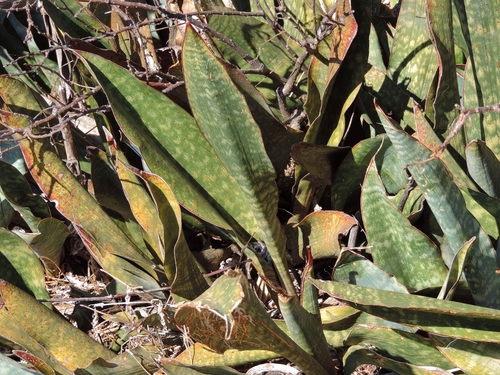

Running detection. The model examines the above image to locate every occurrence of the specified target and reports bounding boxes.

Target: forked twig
[435,103,500,156]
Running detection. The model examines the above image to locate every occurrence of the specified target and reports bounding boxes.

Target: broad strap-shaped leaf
[174,342,278,367]
[425,0,460,131]
[0,308,72,375]
[362,158,447,290]
[174,271,329,375]
[0,228,49,303]
[410,103,474,189]
[161,359,243,375]
[207,14,298,102]
[343,345,450,375]
[139,170,208,301]
[17,136,162,291]
[434,338,500,375]
[331,135,385,210]
[80,51,247,233]
[465,140,500,198]
[333,250,409,293]
[0,76,161,292]
[345,326,455,370]
[182,24,292,293]
[459,187,500,240]
[43,0,114,50]
[311,279,500,343]
[460,1,500,158]
[0,279,114,371]
[362,66,416,130]
[304,7,357,131]
[388,0,438,102]
[322,307,415,348]
[385,125,500,308]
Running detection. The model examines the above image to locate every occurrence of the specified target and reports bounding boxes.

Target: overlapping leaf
[385,124,500,308]
[362,158,447,290]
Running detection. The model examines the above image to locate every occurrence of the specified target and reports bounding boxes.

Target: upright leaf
[460,1,500,157]
[182,24,292,292]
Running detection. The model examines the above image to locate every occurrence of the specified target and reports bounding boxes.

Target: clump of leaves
[1,0,500,374]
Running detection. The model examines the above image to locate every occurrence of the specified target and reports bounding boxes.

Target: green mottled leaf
[331,135,384,210]
[385,124,500,308]
[183,24,292,292]
[345,326,454,369]
[437,238,473,300]
[322,307,415,348]
[161,359,243,375]
[343,345,449,375]
[174,343,278,367]
[410,103,473,189]
[388,0,437,102]
[461,1,500,157]
[459,187,500,240]
[0,228,49,303]
[333,250,409,293]
[43,0,114,50]
[80,51,239,232]
[0,193,14,228]
[207,14,297,102]
[426,0,460,131]
[14,218,70,275]
[311,279,500,343]
[465,140,500,198]
[362,67,415,130]
[435,339,500,375]
[0,160,51,232]
[361,158,447,290]
[75,348,158,374]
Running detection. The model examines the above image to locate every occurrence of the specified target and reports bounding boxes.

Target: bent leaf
[175,270,329,375]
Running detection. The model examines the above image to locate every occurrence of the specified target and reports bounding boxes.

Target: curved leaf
[0,228,49,302]
[385,124,500,308]
[295,211,357,259]
[435,339,500,375]
[79,51,236,232]
[465,140,500,198]
[362,158,447,290]
[333,250,409,293]
[174,271,329,375]
[343,345,450,375]
[311,279,500,343]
